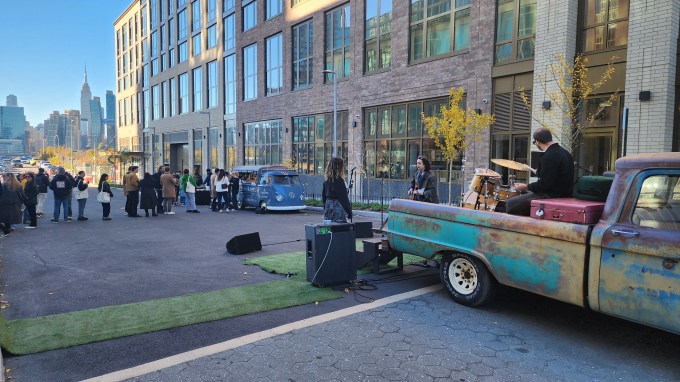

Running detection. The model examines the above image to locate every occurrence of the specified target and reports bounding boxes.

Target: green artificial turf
[0,256,341,355]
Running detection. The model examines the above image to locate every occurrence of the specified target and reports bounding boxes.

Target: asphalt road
[0,189,678,381]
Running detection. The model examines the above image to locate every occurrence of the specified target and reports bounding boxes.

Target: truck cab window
[631,175,680,231]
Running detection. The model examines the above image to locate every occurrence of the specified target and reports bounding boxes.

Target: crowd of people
[0,164,245,237]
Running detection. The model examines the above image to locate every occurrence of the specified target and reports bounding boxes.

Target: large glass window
[293,113,349,175]
[325,5,351,80]
[209,127,219,168]
[224,14,235,51]
[495,0,536,65]
[244,120,283,165]
[178,9,187,39]
[409,0,471,62]
[582,0,629,52]
[193,66,203,111]
[152,85,160,120]
[266,33,283,96]
[193,33,202,55]
[364,99,450,180]
[192,0,201,31]
[293,20,313,89]
[224,54,237,114]
[244,43,258,100]
[243,1,257,31]
[366,0,392,73]
[179,41,188,62]
[223,0,235,12]
[169,77,177,116]
[207,60,218,108]
[151,31,159,57]
[266,0,282,20]
[179,72,189,114]
[207,24,217,49]
[162,80,169,118]
[207,0,216,22]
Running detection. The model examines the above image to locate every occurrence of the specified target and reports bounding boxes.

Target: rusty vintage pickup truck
[386,153,680,334]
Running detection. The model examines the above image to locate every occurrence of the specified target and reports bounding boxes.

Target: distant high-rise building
[44,111,65,147]
[80,66,92,133]
[64,110,81,151]
[0,94,27,141]
[90,97,103,147]
[6,94,18,107]
[105,90,116,149]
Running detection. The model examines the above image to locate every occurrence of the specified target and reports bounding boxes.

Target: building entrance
[170,143,190,172]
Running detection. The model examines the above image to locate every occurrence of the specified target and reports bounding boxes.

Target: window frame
[365,0,393,73]
[324,4,352,81]
[409,0,472,63]
[292,19,313,90]
[266,33,283,96]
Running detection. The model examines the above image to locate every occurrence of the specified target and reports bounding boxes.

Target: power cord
[310,231,332,286]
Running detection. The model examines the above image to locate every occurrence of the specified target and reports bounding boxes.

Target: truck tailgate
[387,199,592,307]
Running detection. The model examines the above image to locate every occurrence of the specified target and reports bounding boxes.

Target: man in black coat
[152,165,165,213]
[49,167,73,223]
[34,168,49,217]
[506,127,574,216]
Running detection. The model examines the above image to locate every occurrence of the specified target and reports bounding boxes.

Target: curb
[304,206,385,220]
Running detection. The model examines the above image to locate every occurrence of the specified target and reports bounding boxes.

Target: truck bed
[387,199,593,307]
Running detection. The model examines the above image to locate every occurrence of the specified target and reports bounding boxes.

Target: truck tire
[440,252,497,307]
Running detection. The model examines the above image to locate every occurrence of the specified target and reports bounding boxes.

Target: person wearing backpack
[49,166,73,223]
[74,171,89,221]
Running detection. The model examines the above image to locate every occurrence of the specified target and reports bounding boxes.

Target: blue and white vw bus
[234,165,306,213]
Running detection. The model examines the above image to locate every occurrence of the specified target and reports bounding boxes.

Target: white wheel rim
[448,258,477,295]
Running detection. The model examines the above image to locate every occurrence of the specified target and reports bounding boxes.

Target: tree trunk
[448,159,453,205]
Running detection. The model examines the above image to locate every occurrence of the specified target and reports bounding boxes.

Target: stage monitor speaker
[226,232,262,255]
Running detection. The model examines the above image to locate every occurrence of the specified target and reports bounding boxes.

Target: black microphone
[350,166,356,172]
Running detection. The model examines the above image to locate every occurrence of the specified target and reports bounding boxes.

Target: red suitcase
[530,198,605,224]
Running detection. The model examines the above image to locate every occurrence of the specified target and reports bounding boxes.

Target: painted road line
[82,284,443,382]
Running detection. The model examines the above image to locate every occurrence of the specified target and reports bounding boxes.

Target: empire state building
[80,66,92,147]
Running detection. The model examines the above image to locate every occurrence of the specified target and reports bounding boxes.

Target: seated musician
[506,128,574,215]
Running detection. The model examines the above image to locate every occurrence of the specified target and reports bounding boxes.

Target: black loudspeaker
[305,223,356,287]
[354,221,373,238]
[226,232,262,255]
[639,91,651,101]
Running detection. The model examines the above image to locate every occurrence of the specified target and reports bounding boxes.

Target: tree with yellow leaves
[520,53,618,153]
[422,87,495,205]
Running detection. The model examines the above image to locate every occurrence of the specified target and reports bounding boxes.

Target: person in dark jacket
[229,171,240,211]
[408,155,439,204]
[35,168,49,217]
[49,167,73,223]
[0,173,26,234]
[139,172,158,217]
[322,157,352,223]
[23,173,39,228]
[507,127,575,216]
[152,165,165,213]
[65,171,76,220]
[98,174,114,220]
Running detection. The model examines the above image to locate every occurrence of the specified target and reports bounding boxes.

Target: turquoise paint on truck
[386,153,680,335]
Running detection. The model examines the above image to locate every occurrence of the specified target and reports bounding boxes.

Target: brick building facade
[115,0,680,202]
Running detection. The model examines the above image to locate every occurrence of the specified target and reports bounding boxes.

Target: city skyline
[0,1,130,127]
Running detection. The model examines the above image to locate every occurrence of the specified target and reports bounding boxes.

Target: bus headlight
[275,194,284,202]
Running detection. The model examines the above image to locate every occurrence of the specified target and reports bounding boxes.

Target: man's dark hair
[38,168,45,173]
[533,128,553,144]
[183,169,190,174]
[419,156,431,172]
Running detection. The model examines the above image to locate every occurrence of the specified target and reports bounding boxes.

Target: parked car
[233,165,306,213]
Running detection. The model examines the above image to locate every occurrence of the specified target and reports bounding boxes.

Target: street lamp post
[322,69,337,157]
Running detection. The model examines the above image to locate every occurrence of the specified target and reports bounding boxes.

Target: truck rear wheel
[440,253,497,307]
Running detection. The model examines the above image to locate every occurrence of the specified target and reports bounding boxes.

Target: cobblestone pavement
[129,289,680,382]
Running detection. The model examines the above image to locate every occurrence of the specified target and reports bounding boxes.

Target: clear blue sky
[0,1,131,127]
